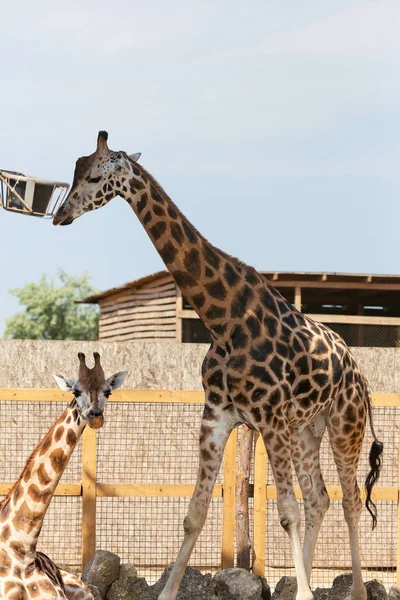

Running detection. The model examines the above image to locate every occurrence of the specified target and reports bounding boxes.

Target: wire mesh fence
[327,323,400,348]
[0,389,398,591]
[96,496,223,582]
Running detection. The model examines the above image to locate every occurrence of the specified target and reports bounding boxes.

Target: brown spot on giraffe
[36,465,51,487]
[49,449,68,474]
[54,427,64,442]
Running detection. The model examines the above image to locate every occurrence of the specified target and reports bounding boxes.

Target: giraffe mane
[125,154,262,277]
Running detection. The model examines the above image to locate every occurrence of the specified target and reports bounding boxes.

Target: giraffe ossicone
[54,132,383,600]
[0,352,128,599]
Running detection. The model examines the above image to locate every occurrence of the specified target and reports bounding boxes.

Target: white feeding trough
[0,170,70,218]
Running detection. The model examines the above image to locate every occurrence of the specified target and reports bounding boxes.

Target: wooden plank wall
[98,275,177,341]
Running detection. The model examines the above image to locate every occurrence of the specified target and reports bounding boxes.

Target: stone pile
[78,550,396,600]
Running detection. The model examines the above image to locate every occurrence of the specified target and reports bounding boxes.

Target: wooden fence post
[252,432,267,577]
[236,426,254,570]
[82,426,97,569]
[221,428,238,569]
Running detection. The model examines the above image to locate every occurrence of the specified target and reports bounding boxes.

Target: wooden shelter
[81,271,400,347]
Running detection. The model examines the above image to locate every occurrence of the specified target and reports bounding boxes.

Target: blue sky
[0,0,399,335]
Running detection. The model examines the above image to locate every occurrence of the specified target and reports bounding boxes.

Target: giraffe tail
[365,388,383,530]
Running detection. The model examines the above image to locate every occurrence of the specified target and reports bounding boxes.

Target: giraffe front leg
[263,427,314,600]
[158,404,235,600]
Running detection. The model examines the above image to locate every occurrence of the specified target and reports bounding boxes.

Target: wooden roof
[81,271,400,305]
[81,271,169,304]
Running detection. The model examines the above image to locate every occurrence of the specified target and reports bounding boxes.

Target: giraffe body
[0,352,127,599]
[53,132,383,600]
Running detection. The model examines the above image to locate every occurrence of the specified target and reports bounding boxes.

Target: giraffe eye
[104,390,112,399]
[73,390,81,398]
[88,176,101,183]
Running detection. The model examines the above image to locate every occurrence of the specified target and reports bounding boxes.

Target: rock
[314,589,331,600]
[82,550,121,599]
[152,564,217,599]
[118,563,138,579]
[212,568,263,600]
[108,564,151,600]
[111,564,138,589]
[88,584,103,600]
[366,580,388,600]
[271,576,297,600]
[329,573,353,600]
[257,576,271,600]
[389,586,400,600]
[108,576,152,600]
[325,574,387,600]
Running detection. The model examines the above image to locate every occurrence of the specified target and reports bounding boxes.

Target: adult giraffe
[53,132,383,600]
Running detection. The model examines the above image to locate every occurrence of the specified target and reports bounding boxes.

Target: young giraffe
[0,352,128,599]
[53,132,383,600]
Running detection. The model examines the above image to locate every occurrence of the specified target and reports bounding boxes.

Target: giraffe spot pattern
[231,286,254,318]
[171,222,184,244]
[28,484,51,504]
[161,241,178,265]
[66,429,77,447]
[204,245,220,269]
[205,305,226,320]
[49,449,68,474]
[184,249,201,279]
[182,221,197,243]
[149,221,167,241]
[54,426,64,442]
[192,293,205,309]
[37,464,51,486]
[205,279,227,301]
[150,185,164,203]
[0,549,11,576]
[173,271,197,289]
[153,204,166,217]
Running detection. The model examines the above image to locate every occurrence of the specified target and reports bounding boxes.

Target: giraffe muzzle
[87,408,104,429]
[53,213,74,226]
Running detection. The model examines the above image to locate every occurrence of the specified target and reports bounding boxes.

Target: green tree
[4,269,99,340]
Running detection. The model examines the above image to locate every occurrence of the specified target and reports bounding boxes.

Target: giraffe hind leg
[291,424,330,584]
[327,391,367,600]
[60,571,94,600]
[263,426,314,600]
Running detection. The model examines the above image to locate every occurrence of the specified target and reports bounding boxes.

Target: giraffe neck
[119,160,272,339]
[0,403,85,564]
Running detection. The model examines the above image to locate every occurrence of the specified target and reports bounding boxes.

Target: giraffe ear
[106,371,128,390]
[54,374,77,391]
[129,153,141,162]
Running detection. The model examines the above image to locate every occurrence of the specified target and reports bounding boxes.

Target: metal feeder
[0,170,70,218]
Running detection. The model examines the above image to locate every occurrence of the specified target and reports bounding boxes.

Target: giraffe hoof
[296,593,314,600]
[351,586,367,600]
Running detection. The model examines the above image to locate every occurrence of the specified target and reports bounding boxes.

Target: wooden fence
[0,389,399,583]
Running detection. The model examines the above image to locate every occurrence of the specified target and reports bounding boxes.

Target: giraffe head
[53,131,141,225]
[54,352,128,429]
